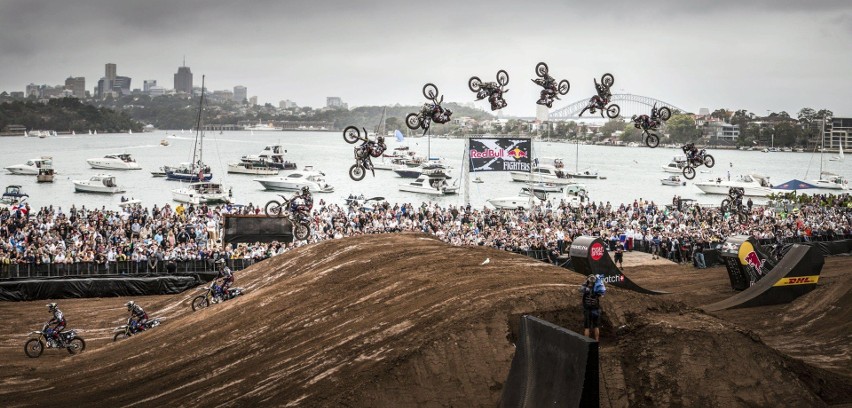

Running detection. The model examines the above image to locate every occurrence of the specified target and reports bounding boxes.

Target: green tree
[599,118,626,137]
[666,114,701,143]
[619,124,642,142]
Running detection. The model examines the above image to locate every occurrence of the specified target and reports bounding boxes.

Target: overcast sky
[1,0,850,117]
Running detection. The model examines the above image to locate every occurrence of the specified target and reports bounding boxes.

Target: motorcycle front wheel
[601,73,615,88]
[683,166,696,180]
[264,200,283,217]
[349,164,366,181]
[67,338,85,355]
[405,113,421,130]
[659,106,672,121]
[497,70,509,86]
[114,332,130,342]
[721,199,731,212]
[468,76,482,92]
[535,62,549,77]
[24,339,43,358]
[645,133,660,148]
[606,104,621,118]
[737,212,748,223]
[191,295,209,311]
[293,223,310,241]
[343,126,360,144]
[422,83,439,100]
[703,154,716,168]
[558,80,570,95]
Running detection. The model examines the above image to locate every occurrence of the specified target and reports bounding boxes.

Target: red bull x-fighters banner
[468,137,531,172]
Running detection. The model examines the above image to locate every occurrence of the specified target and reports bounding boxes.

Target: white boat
[661,175,685,186]
[694,174,773,196]
[118,198,143,209]
[662,156,688,173]
[488,186,585,210]
[510,164,575,185]
[567,169,605,179]
[244,120,283,131]
[398,166,459,196]
[829,144,844,161]
[228,161,279,175]
[150,167,167,177]
[160,139,170,146]
[472,177,484,184]
[73,174,126,194]
[171,182,231,204]
[254,167,334,193]
[240,145,296,169]
[521,182,565,193]
[1,185,29,206]
[811,172,849,190]
[5,157,53,175]
[86,153,142,170]
[164,76,213,182]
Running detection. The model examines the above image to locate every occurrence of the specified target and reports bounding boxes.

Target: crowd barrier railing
[0,258,256,280]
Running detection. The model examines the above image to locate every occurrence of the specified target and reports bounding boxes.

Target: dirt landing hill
[0,233,849,407]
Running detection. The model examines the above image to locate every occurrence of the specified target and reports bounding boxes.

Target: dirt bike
[191,280,245,311]
[24,325,86,358]
[681,148,716,179]
[342,126,380,181]
[632,104,672,148]
[531,62,570,108]
[469,70,509,111]
[406,83,452,134]
[264,194,311,240]
[113,317,162,341]
[720,197,748,223]
[578,73,620,118]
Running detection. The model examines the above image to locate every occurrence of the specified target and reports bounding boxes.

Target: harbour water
[2,131,849,210]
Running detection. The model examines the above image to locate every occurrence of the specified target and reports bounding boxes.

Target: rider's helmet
[301,186,310,196]
[377,136,385,145]
[587,274,597,284]
[125,300,135,311]
[47,303,57,312]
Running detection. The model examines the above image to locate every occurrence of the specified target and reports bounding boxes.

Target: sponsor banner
[469,137,531,172]
[772,275,820,286]
[590,242,605,261]
[738,242,764,274]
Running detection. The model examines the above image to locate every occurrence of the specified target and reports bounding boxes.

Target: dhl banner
[469,137,531,172]
[773,275,820,286]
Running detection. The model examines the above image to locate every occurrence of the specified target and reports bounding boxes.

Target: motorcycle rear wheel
[264,200,283,217]
[721,199,731,212]
[601,73,615,87]
[343,126,360,144]
[683,166,696,180]
[558,80,570,95]
[67,338,85,355]
[468,76,482,92]
[658,106,672,121]
[737,212,748,223]
[114,332,130,342]
[24,339,43,358]
[293,223,310,241]
[606,104,621,118]
[422,83,439,100]
[703,154,716,168]
[497,70,509,86]
[349,164,366,181]
[191,295,209,311]
[645,133,660,148]
[535,62,549,77]
[405,113,421,130]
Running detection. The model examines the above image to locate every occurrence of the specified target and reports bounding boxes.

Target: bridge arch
[548,94,686,120]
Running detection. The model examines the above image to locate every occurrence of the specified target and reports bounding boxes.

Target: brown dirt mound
[0,233,849,407]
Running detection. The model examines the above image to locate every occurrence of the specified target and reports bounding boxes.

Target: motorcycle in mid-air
[469,70,509,111]
[264,194,311,240]
[531,62,570,108]
[720,187,748,223]
[191,280,245,311]
[681,146,716,180]
[579,73,620,118]
[406,83,453,134]
[113,317,162,341]
[343,126,385,181]
[632,103,672,148]
[24,325,86,358]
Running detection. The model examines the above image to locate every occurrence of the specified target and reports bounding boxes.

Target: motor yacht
[398,166,458,195]
[171,182,231,204]
[254,167,334,193]
[488,187,585,210]
[86,153,142,170]
[1,185,28,205]
[73,174,126,194]
[662,156,688,173]
[5,157,53,175]
[244,120,283,131]
[810,172,849,190]
[240,145,296,169]
[694,174,772,196]
[661,175,685,186]
[164,162,212,182]
[227,161,279,175]
[509,164,575,185]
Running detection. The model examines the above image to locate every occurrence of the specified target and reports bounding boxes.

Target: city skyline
[1,0,851,116]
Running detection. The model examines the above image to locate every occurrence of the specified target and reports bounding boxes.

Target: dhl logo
[772,275,820,286]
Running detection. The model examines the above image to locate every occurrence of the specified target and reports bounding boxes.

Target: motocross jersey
[219,266,233,280]
[130,304,146,319]
[48,309,65,326]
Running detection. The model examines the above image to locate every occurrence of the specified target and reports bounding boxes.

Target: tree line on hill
[0,98,140,133]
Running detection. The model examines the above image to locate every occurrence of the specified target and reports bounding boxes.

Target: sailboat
[829,144,844,161]
[808,124,848,190]
[566,138,606,179]
[164,76,213,182]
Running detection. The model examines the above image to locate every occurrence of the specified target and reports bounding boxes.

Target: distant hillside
[0,98,141,133]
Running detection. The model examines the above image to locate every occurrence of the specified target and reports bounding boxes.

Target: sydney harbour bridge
[547,94,685,120]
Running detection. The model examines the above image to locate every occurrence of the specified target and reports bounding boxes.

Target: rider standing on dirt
[125,300,148,333]
[45,303,65,347]
[580,275,604,342]
[614,241,625,269]
[215,258,234,300]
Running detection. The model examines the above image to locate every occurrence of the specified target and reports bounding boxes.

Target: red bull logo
[469,149,505,159]
[737,242,763,273]
[590,242,604,261]
[509,147,527,160]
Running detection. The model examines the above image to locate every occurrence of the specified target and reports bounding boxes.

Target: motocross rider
[290,186,314,215]
[682,143,700,163]
[125,300,148,333]
[45,303,66,347]
[357,135,387,160]
[729,187,745,208]
[588,78,612,114]
[214,258,234,301]
[535,73,557,106]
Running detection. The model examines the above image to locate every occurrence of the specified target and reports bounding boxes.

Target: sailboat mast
[820,117,824,175]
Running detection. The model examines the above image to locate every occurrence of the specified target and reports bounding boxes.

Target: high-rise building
[326,97,343,108]
[64,77,86,98]
[233,85,247,103]
[174,64,193,95]
[105,63,116,82]
[113,76,131,95]
[279,99,298,109]
[25,83,39,97]
[249,96,258,106]
[143,80,157,93]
